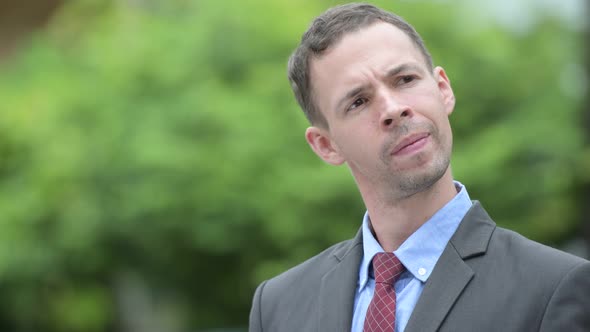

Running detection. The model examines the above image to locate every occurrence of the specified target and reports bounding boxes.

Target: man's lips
[391,133,430,156]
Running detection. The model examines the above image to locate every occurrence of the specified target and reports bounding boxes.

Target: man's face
[306,22,456,198]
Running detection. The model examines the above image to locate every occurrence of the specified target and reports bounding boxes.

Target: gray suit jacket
[249,202,590,331]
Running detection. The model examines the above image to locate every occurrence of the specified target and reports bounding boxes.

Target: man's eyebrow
[385,63,425,78]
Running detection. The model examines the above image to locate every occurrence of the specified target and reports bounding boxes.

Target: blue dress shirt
[351,182,472,332]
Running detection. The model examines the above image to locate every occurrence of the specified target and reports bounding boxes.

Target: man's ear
[434,66,456,116]
[305,126,345,165]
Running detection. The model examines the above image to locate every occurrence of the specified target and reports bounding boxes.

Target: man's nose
[379,93,413,130]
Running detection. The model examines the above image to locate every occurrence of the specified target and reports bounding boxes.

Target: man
[249,3,590,332]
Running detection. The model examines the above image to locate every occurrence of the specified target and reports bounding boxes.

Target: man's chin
[394,163,449,195]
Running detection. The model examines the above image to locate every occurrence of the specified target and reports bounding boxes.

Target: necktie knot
[372,252,404,284]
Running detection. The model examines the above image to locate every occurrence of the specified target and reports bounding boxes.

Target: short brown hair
[287,3,433,128]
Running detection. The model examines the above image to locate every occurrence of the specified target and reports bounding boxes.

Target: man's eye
[399,75,416,85]
[349,98,367,111]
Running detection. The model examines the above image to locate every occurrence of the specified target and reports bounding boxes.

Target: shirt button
[418,268,427,276]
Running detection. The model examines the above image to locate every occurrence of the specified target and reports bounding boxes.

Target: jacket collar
[404,201,496,331]
[317,228,363,331]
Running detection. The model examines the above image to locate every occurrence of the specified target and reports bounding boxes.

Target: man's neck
[361,169,457,252]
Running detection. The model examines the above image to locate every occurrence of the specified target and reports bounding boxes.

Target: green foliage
[0,0,585,330]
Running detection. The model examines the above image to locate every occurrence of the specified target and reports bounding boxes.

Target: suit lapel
[318,229,363,332]
[405,202,496,332]
[404,241,474,331]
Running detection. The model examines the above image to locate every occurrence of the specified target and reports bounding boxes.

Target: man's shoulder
[466,225,590,330]
[485,225,589,286]
[492,225,587,265]
[459,201,587,271]
[250,235,361,328]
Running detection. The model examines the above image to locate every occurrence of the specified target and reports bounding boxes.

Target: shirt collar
[358,181,473,290]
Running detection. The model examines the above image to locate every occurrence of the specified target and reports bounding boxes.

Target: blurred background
[0,0,588,331]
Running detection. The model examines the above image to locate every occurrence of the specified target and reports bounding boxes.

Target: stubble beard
[379,123,451,200]
[393,148,450,199]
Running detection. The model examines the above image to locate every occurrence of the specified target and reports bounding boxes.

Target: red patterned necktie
[363,252,405,332]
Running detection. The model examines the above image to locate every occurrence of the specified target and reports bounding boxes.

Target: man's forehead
[309,23,422,85]
[310,23,418,69]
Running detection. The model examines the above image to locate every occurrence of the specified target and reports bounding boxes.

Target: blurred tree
[0,0,585,330]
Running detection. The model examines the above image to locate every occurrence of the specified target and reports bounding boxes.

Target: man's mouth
[391,133,430,156]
